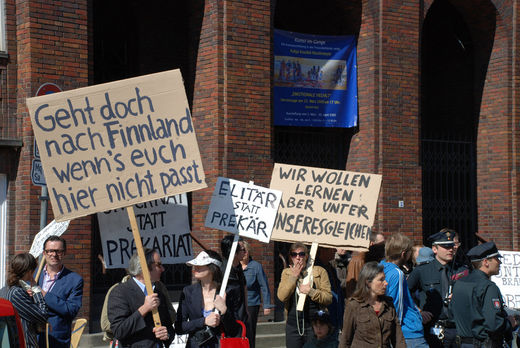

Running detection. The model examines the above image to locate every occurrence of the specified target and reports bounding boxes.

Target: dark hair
[43,235,66,252]
[127,248,157,276]
[8,253,37,287]
[220,235,243,258]
[351,261,385,301]
[311,309,333,331]
[204,250,223,288]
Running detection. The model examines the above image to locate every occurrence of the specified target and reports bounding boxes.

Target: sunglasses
[290,251,306,258]
[44,249,65,255]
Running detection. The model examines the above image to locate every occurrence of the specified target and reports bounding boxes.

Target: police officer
[408,228,468,348]
[450,242,515,348]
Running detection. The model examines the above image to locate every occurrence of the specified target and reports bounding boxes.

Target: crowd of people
[3,228,517,348]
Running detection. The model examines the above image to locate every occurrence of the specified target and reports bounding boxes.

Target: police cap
[466,242,502,262]
[428,229,456,246]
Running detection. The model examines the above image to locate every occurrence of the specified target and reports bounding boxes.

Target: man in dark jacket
[407,228,468,347]
[450,242,515,348]
[108,249,174,348]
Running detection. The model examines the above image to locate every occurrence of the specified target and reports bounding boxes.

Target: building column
[347,0,422,240]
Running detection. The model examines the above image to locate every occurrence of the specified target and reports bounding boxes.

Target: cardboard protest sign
[269,163,382,250]
[491,250,520,308]
[205,177,282,243]
[29,219,70,258]
[97,194,192,268]
[27,69,206,221]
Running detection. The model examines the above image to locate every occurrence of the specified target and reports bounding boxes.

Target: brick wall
[347,0,422,243]
[11,0,91,320]
[474,0,517,250]
[191,0,274,295]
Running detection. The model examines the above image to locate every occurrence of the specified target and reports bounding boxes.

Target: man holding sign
[108,249,174,348]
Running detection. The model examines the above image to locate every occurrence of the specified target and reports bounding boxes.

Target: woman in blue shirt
[239,240,274,348]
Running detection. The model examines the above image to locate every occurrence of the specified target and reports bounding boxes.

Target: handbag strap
[221,320,247,339]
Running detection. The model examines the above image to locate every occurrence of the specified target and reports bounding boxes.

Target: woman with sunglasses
[277,242,333,348]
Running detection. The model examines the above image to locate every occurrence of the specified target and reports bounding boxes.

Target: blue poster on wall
[273,29,358,128]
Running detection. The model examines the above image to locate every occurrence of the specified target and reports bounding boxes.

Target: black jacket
[175,282,242,348]
[108,278,174,348]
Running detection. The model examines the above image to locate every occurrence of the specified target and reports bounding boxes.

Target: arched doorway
[421,0,477,251]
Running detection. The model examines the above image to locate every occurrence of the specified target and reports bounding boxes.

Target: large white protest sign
[29,220,70,258]
[492,250,520,308]
[205,178,282,243]
[27,69,207,222]
[97,194,192,268]
[269,163,382,250]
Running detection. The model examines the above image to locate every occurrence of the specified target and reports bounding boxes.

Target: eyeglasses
[153,262,163,267]
[44,249,65,255]
[290,251,306,258]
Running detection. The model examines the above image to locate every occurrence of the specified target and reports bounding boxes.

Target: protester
[277,242,332,348]
[318,247,346,329]
[340,261,405,348]
[7,253,48,348]
[220,235,250,336]
[239,240,274,348]
[344,231,385,298]
[328,248,350,294]
[175,250,241,348]
[101,273,176,346]
[303,309,338,348]
[381,233,428,348]
[37,235,83,348]
[108,249,174,347]
[450,242,515,347]
[408,228,468,347]
[415,247,434,265]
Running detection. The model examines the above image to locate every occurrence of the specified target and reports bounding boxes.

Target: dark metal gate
[421,136,477,250]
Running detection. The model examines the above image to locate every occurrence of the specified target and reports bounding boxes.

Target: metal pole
[39,186,48,230]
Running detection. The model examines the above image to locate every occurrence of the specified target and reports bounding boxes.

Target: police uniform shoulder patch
[451,269,469,281]
[492,298,501,309]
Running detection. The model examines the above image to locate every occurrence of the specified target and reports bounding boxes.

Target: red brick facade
[0,0,518,328]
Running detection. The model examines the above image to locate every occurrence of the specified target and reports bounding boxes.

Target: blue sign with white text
[274,29,358,128]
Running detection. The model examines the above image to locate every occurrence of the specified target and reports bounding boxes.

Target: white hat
[186,251,222,267]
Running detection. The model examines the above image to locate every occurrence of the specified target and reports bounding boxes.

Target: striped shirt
[7,285,48,348]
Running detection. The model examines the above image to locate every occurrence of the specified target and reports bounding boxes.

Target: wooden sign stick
[127,206,161,326]
[35,256,46,283]
[296,242,319,311]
